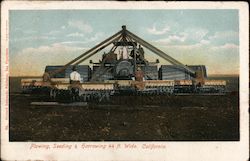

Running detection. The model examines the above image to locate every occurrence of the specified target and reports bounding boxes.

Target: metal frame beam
[73,33,122,66]
[50,30,123,77]
[48,25,196,78]
[126,30,196,75]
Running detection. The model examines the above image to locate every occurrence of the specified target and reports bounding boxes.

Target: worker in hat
[70,66,82,84]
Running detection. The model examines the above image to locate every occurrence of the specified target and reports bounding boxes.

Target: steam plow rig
[21,26,226,103]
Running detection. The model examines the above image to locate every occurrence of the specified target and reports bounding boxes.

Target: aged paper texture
[1,1,249,161]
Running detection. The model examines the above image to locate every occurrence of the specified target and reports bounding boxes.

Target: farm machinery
[21,26,226,103]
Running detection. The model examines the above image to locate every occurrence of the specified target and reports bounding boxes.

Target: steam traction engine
[21,26,226,102]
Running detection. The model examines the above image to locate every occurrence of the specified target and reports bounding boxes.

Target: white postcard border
[1,1,249,161]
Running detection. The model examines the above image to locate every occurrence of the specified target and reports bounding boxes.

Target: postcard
[1,1,249,161]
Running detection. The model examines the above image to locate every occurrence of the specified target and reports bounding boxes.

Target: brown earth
[9,94,239,141]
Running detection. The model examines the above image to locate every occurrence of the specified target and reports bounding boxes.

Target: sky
[9,10,239,76]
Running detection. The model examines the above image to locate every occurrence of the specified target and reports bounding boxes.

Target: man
[138,45,144,59]
[70,66,82,101]
[135,67,144,82]
[134,67,145,90]
[70,66,81,84]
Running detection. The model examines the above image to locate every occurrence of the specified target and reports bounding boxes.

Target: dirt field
[9,76,239,141]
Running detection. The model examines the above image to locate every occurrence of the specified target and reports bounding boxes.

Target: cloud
[209,31,238,40]
[211,43,239,51]
[155,34,187,44]
[184,28,208,41]
[169,43,204,50]
[11,36,56,42]
[88,32,104,42]
[147,25,170,35]
[153,28,208,45]
[58,41,86,44]
[66,32,85,37]
[10,43,89,76]
[156,41,238,53]
[208,31,239,45]
[153,29,238,53]
[46,30,61,35]
[68,20,93,33]
[60,32,104,45]
[200,39,210,45]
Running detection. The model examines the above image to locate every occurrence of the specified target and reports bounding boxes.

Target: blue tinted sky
[9,10,239,76]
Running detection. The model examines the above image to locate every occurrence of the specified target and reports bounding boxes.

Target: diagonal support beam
[50,30,123,77]
[73,33,123,66]
[126,30,196,76]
